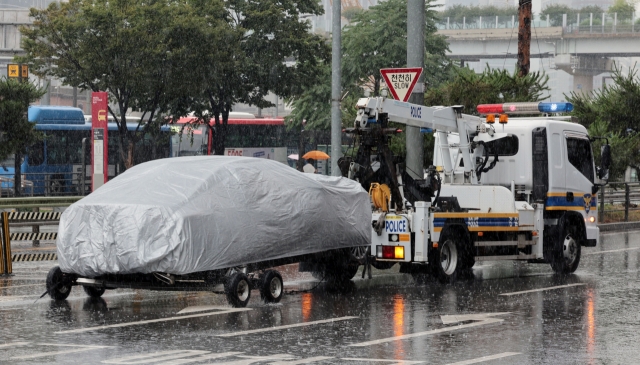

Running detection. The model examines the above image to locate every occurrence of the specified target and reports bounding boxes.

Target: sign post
[380,67,423,102]
[91,92,109,191]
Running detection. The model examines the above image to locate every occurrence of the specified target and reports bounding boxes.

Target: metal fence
[437,13,640,34]
[598,182,640,223]
[0,172,89,197]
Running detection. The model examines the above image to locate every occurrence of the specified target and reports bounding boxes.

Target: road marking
[268,356,334,364]
[0,283,45,289]
[499,283,586,296]
[0,342,30,349]
[445,352,521,365]
[210,354,294,365]
[584,247,640,255]
[11,344,111,360]
[349,313,509,347]
[341,358,424,364]
[56,307,253,334]
[217,316,358,337]
[177,305,230,315]
[104,351,243,365]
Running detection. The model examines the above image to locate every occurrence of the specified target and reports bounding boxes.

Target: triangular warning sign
[380,67,423,102]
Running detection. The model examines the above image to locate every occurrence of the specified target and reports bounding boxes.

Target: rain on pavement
[1,229,639,365]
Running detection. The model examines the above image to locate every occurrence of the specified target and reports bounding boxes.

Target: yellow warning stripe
[545,206,587,211]
[6,212,61,221]
[433,212,519,218]
[9,232,58,241]
[546,191,590,197]
[434,226,521,233]
[11,253,57,262]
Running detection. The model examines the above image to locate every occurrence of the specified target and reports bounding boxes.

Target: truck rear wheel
[551,224,581,274]
[225,272,251,308]
[432,237,459,284]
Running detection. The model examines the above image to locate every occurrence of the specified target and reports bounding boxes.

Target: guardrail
[0,197,82,273]
[598,182,640,223]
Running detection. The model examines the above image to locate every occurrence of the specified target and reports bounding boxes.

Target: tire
[431,233,462,284]
[550,224,582,274]
[260,270,283,303]
[312,263,359,282]
[225,272,251,308]
[82,285,106,298]
[46,266,72,300]
[349,246,369,264]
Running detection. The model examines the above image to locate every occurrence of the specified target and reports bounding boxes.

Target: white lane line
[341,358,424,364]
[584,247,640,255]
[499,283,586,296]
[177,305,230,315]
[268,356,335,365]
[445,352,521,365]
[211,354,294,365]
[102,350,210,364]
[349,318,504,347]
[154,352,244,365]
[217,316,358,337]
[55,307,253,334]
[0,283,45,289]
[11,345,111,360]
[0,342,30,349]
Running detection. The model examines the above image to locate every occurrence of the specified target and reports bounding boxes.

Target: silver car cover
[56,156,371,276]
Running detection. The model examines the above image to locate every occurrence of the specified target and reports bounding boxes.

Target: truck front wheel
[550,224,581,274]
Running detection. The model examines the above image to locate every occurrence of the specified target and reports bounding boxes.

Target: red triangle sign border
[380,67,423,102]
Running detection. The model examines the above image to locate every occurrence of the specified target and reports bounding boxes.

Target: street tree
[0,78,45,196]
[342,0,449,97]
[425,67,550,116]
[568,64,640,180]
[183,0,330,155]
[19,0,195,168]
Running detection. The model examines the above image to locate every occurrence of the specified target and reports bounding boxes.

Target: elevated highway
[437,23,640,92]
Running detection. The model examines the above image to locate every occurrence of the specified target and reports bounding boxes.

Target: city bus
[171,113,291,163]
[0,106,172,196]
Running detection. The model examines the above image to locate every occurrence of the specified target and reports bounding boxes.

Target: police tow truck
[338,96,611,282]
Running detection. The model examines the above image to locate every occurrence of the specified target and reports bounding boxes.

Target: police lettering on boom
[386,219,407,233]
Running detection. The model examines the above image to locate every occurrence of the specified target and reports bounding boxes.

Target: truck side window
[483,135,519,156]
[566,137,594,182]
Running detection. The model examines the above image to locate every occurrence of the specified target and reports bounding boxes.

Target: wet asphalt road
[1,230,640,365]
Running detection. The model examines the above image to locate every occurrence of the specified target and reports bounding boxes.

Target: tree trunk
[297,124,305,171]
[125,140,135,169]
[13,152,21,197]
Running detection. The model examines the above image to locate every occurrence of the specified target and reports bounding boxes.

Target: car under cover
[57,156,372,277]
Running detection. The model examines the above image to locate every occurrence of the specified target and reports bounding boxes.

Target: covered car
[57,156,371,277]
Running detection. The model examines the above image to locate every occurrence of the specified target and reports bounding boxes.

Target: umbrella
[287,154,299,160]
[302,150,330,160]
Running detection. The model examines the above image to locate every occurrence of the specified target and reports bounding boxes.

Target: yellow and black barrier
[1,211,62,275]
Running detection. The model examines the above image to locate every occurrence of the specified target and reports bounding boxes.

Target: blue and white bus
[0,106,172,196]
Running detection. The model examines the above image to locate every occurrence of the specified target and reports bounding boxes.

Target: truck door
[564,132,595,206]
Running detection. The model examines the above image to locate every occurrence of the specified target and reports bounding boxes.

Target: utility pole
[517,0,532,77]
[406,0,425,179]
[330,0,342,176]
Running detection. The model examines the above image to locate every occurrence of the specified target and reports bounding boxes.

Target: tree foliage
[181,0,329,155]
[0,78,46,195]
[567,64,640,180]
[425,67,550,116]
[19,0,196,168]
[342,0,449,97]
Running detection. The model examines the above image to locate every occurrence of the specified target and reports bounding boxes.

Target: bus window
[28,141,45,166]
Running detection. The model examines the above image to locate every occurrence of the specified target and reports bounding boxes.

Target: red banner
[91,92,109,191]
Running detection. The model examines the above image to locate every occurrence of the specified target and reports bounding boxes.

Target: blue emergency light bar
[477,102,573,115]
